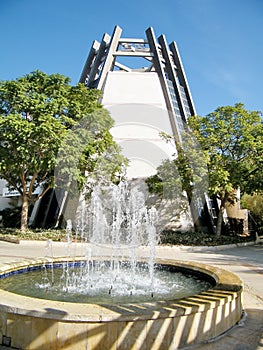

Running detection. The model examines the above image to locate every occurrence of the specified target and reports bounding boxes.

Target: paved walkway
[0,239,262,349]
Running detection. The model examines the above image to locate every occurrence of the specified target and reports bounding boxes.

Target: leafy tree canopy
[241,192,263,232]
[188,103,263,235]
[188,103,263,194]
[0,70,125,231]
[147,103,263,236]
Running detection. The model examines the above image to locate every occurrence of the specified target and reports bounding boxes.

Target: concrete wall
[102,71,176,178]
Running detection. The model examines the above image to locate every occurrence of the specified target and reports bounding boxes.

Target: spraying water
[0,181,212,303]
[65,181,159,298]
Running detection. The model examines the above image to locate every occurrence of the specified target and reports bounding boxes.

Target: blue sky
[0,0,262,116]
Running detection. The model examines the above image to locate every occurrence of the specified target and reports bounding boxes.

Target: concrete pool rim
[0,257,242,321]
[0,257,243,349]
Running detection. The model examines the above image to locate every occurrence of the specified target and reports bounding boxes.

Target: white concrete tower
[80,26,196,179]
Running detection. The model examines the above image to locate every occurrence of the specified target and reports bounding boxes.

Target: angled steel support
[86,32,111,87]
[170,41,196,116]
[79,40,100,84]
[146,27,181,141]
[158,34,188,124]
[97,25,122,90]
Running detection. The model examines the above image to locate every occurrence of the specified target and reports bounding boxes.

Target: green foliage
[159,230,253,246]
[147,103,263,236]
[0,228,67,241]
[0,70,126,230]
[55,111,127,196]
[146,131,208,202]
[241,193,263,228]
[146,128,209,231]
[189,103,263,235]
[188,103,263,198]
[0,228,253,246]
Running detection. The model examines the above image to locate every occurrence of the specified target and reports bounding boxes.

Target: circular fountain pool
[0,257,243,350]
[0,260,214,304]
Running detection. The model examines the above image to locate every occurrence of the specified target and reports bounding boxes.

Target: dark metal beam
[169,41,196,116]
[86,32,111,87]
[146,27,180,141]
[79,40,100,84]
[158,34,188,124]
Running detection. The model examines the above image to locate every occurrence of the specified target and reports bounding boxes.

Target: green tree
[0,71,124,231]
[188,103,263,236]
[146,132,209,231]
[241,193,263,231]
[146,103,262,236]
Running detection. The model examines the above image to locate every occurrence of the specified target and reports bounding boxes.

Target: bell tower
[80,25,196,178]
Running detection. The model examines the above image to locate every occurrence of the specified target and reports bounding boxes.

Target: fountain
[0,181,243,349]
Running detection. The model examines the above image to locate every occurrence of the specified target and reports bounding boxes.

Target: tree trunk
[21,195,29,232]
[216,196,227,237]
[189,197,202,232]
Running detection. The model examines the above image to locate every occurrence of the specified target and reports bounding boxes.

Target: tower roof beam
[113,51,153,57]
[81,25,196,138]
[118,38,148,44]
